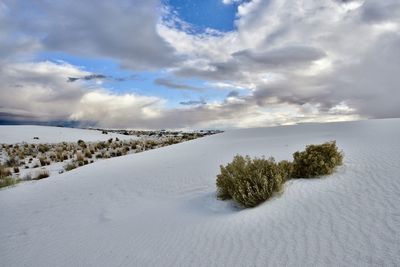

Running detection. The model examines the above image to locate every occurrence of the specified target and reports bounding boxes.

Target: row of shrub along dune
[216,141,343,208]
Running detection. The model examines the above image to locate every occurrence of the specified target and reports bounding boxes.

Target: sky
[0,0,399,129]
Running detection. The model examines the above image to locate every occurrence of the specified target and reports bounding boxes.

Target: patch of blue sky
[35,52,229,108]
[164,0,243,33]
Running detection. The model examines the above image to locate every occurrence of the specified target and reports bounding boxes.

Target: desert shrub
[292,141,343,178]
[64,163,77,171]
[77,140,87,148]
[84,150,92,158]
[34,169,50,180]
[216,155,285,208]
[277,160,293,181]
[6,157,19,167]
[76,152,84,162]
[0,176,18,188]
[13,166,19,173]
[38,144,50,153]
[166,137,179,145]
[131,142,138,150]
[39,157,47,166]
[83,159,89,165]
[0,165,12,178]
[96,142,107,150]
[95,153,103,159]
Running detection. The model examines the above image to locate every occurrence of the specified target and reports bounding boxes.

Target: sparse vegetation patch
[0,129,220,187]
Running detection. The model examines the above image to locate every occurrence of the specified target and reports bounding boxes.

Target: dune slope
[1,119,400,266]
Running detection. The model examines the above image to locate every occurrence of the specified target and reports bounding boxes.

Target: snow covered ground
[1,119,399,266]
[0,125,133,144]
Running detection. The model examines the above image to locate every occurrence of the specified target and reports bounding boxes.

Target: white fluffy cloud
[159,0,400,123]
[0,61,166,128]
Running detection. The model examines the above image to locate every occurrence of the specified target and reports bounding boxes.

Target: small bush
[39,157,47,166]
[216,155,285,208]
[6,157,19,167]
[34,169,50,180]
[84,150,92,158]
[0,165,12,178]
[77,140,87,148]
[76,152,84,162]
[64,163,77,171]
[38,144,50,153]
[13,166,20,173]
[292,141,343,178]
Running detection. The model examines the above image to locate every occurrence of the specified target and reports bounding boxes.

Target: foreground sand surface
[1,119,399,266]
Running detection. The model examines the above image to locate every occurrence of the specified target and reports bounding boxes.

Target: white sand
[1,118,399,266]
[0,125,132,144]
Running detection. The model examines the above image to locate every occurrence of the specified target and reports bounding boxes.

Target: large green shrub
[216,155,285,207]
[292,141,343,178]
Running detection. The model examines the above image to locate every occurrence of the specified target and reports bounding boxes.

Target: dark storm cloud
[232,46,326,66]
[227,91,240,98]
[3,0,179,70]
[361,0,400,22]
[67,74,107,83]
[155,78,204,91]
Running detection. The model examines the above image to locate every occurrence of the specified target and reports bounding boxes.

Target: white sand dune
[0,125,132,144]
[1,119,400,266]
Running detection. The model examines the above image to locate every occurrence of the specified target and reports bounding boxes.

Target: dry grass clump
[76,152,85,162]
[0,164,18,188]
[0,164,12,178]
[64,163,77,171]
[38,144,50,153]
[216,155,285,207]
[292,141,343,178]
[34,169,50,180]
[84,150,92,158]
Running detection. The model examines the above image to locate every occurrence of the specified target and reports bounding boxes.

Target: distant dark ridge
[0,119,83,128]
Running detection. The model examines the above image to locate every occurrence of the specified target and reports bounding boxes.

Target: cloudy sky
[1,0,399,129]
